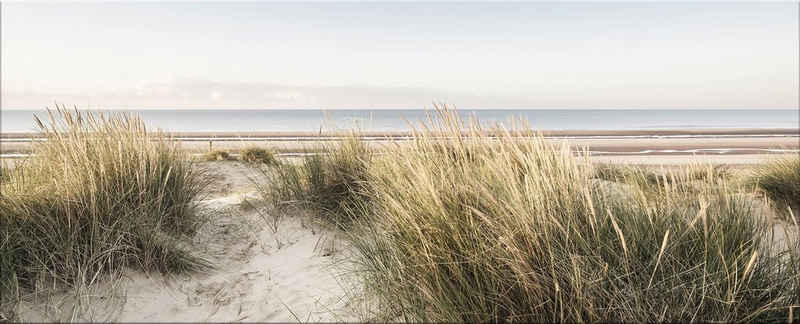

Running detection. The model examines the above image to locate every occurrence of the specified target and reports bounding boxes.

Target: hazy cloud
[2,80,539,109]
[2,3,796,109]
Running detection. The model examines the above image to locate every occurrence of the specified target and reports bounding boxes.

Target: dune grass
[265,106,799,322]
[0,107,211,317]
[253,134,371,229]
[748,156,800,220]
[204,149,234,161]
[240,146,279,165]
[593,163,732,187]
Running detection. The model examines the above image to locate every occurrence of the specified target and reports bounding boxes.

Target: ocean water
[1,109,798,133]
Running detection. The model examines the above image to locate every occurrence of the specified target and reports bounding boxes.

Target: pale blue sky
[2,2,797,109]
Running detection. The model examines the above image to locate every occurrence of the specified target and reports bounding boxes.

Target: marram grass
[254,133,372,229]
[748,155,800,221]
[0,107,211,316]
[240,146,279,165]
[267,105,800,322]
[204,149,233,161]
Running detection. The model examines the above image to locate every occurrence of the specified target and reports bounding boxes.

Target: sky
[1,2,798,109]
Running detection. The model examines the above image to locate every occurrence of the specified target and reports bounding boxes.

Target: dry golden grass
[239,146,278,165]
[265,105,800,322]
[204,149,234,161]
[747,156,800,221]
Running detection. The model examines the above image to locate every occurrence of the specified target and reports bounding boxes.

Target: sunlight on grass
[0,106,211,319]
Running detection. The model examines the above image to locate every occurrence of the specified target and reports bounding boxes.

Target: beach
[12,161,360,322]
[5,1,799,321]
[4,119,799,322]
[10,154,796,321]
[2,128,797,156]
[3,128,796,171]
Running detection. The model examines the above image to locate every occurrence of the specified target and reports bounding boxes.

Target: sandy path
[14,162,361,322]
[112,197,356,322]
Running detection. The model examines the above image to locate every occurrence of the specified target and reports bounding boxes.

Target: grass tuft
[0,106,211,314]
[240,146,279,165]
[748,156,800,220]
[253,133,371,229]
[204,150,233,161]
[269,104,799,322]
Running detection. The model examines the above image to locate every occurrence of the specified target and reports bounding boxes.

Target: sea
[1,109,798,133]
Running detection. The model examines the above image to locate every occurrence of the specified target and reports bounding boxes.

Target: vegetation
[253,134,371,229]
[204,149,233,161]
[3,105,795,322]
[592,163,731,187]
[748,156,800,220]
[0,107,211,316]
[240,146,279,165]
[264,106,800,322]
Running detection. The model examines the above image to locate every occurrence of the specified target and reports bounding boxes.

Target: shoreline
[3,128,797,157]
[2,128,798,139]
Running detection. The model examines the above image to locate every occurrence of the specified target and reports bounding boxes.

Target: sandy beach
[3,125,798,322]
[13,161,362,322]
[5,2,799,321]
[3,128,797,171]
[10,154,796,322]
[2,128,797,156]
[4,121,797,321]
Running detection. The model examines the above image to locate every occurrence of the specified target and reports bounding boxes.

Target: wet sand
[2,128,797,157]
[3,128,798,139]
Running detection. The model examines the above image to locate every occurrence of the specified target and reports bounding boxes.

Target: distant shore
[3,127,799,139]
[2,128,797,157]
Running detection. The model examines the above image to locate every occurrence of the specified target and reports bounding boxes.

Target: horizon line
[2,107,799,111]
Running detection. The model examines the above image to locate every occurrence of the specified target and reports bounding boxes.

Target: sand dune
[10,157,798,322]
[14,162,362,322]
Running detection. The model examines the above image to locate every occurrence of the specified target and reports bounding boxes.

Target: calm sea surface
[1,109,798,133]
